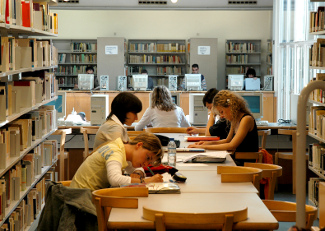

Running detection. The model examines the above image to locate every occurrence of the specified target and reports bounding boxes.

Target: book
[185,136,220,142]
[120,182,180,194]
[183,151,230,163]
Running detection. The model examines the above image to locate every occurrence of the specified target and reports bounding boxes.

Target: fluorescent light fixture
[171,0,178,3]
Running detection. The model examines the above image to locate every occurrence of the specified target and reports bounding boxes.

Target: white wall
[53,10,272,89]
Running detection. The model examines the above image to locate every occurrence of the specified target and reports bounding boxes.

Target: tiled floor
[274,184,319,231]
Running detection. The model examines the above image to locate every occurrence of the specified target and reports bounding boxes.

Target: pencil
[147,166,155,176]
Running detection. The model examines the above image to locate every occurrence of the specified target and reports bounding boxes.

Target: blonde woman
[135,85,191,131]
[188,90,258,154]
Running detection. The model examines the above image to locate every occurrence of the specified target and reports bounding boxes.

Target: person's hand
[144,174,163,183]
[186,127,198,135]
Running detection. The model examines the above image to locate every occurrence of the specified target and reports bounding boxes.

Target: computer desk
[106,133,278,230]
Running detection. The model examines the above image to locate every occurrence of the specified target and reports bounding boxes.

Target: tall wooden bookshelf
[266,39,273,75]
[53,39,97,89]
[127,39,187,87]
[0,0,59,229]
[225,39,261,88]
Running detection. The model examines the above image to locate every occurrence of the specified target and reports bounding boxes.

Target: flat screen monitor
[236,92,263,120]
[228,74,244,91]
[185,74,201,91]
[132,74,148,91]
[78,74,94,90]
[45,91,66,119]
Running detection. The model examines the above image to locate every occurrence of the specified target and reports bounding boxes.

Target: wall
[52,10,272,90]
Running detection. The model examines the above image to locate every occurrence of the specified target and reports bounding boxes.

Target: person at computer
[246,67,257,79]
[186,88,230,139]
[70,133,164,191]
[86,66,99,88]
[134,85,191,131]
[188,90,258,164]
[141,69,153,90]
[179,64,207,91]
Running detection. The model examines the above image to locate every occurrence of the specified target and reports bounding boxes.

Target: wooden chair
[275,129,309,194]
[258,129,271,150]
[59,180,72,187]
[53,128,72,181]
[244,163,282,200]
[127,130,145,140]
[145,127,187,133]
[262,200,317,229]
[142,206,248,231]
[217,166,262,193]
[80,127,99,160]
[92,187,149,231]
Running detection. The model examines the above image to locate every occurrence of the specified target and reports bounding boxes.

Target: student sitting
[70,133,164,191]
[135,85,191,131]
[186,88,230,139]
[188,90,258,162]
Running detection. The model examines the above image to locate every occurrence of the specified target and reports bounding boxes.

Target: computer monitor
[185,74,201,91]
[45,91,66,119]
[132,74,148,91]
[228,74,244,91]
[170,92,180,106]
[78,74,94,90]
[236,92,263,120]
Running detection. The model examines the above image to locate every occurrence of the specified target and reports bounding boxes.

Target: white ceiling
[51,0,273,10]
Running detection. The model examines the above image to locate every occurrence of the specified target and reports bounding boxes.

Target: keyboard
[256,120,269,126]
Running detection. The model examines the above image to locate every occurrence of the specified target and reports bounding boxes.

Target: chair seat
[275,152,308,161]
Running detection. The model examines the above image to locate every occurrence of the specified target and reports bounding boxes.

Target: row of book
[267,54,272,64]
[267,41,272,53]
[0,0,58,34]
[309,177,324,207]
[0,73,57,122]
[267,66,273,75]
[0,106,57,170]
[226,66,252,74]
[59,53,97,64]
[226,54,249,64]
[310,7,325,33]
[129,55,184,64]
[309,105,325,141]
[156,66,182,76]
[70,42,97,53]
[55,65,97,76]
[225,42,258,53]
[129,43,186,53]
[310,73,325,103]
[57,77,77,86]
[0,167,57,229]
[0,37,58,73]
[310,38,325,67]
[308,143,325,174]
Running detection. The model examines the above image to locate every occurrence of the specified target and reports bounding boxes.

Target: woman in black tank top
[188,90,259,157]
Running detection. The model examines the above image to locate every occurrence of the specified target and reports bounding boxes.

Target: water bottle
[168,138,177,167]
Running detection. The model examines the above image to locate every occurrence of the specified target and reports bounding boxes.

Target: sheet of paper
[182,151,230,163]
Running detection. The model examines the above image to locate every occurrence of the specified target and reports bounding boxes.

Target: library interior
[1,0,325,230]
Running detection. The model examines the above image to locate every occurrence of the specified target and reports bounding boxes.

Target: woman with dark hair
[93,92,142,149]
[134,85,190,131]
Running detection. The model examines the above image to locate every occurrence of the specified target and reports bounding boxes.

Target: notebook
[120,182,180,194]
[185,136,220,142]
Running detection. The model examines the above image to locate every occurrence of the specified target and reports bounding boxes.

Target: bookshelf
[225,39,261,88]
[53,39,97,89]
[0,1,59,229]
[127,39,187,87]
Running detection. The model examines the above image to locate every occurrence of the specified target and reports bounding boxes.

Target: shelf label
[198,46,210,55]
[105,45,118,55]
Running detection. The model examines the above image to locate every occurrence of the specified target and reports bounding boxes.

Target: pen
[147,166,155,176]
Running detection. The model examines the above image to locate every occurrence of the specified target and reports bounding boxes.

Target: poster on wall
[198,46,210,55]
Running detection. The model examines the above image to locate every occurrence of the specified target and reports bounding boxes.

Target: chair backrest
[244,163,282,200]
[80,127,99,160]
[262,200,317,229]
[145,127,187,133]
[217,166,262,192]
[59,180,72,187]
[142,206,248,231]
[127,130,145,140]
[234,152,263,163]
[53,128,72,181]
[92,187,149,231]
[258,129,271,150]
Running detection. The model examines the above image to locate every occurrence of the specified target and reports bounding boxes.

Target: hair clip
[226,99,230,103]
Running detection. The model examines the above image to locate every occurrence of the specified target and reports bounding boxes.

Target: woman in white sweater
[135,85,191,131]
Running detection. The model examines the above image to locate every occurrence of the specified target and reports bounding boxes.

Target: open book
[183,151,230,163]
[120,182,180,194]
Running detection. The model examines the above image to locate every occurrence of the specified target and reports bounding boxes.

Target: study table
[105,133,279,230]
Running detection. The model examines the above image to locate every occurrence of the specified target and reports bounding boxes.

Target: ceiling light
[171,0,178,3]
